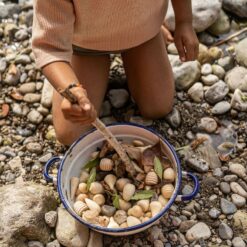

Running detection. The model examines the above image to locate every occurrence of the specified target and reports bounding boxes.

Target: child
[32,0,199,146]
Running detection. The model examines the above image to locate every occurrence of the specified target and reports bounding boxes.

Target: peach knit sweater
[32,0,168,69]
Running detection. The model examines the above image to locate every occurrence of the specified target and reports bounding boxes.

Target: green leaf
[154,156,163,179]
[113,194,120,209]
[84,158,100,171]
[86,167,96,190]
[131,190,154,200]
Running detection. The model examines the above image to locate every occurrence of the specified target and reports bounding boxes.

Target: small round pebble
[232,237,246,247]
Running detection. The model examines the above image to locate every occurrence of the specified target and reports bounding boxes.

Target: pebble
[229,163,246,178]
[230,182,247,198]
[201,74,219,86]
[27,110,43,124]
[4,65,20,85]
[220,198,237,215]
[18,82,36,94]
[220,182,231,194]
[187,82,204,103]
[26,142,43,154]
[198,117,217,133]
[209,207,221,219]
[212,64,225,79]
[212,101,231,115]
[182,185,193,195]
[232,237,246,247]
[23,93,41,103]
[217,56,235,71]
[231,89,247,112]
[15,54,31,65]
[213,168,224,177]
[45,211,58,228]
[224,175,238,182]
[205,80,229,104]
[186,157,209,173]
[41,79,53,108]
[109,89,129,108]
[235,37,247,67]
[46,240,61,247]
[0,58,7,73]
[154,240,164,247]
[39,153,53,163]
[165,107,181,128]
[179,220,197,233]
[14,28,29,41]
[231,194,246,208]
[218,223,233,240]
[225,67,247,92]
[27,241,44,247]
[129,116,153,126]
[185,222,211,242]
[201,63,212,75]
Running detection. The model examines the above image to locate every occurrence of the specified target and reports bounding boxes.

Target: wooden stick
[59,89,136,176]
[212,27,247,47]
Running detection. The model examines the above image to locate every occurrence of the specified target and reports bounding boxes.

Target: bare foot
[162,22,174,44]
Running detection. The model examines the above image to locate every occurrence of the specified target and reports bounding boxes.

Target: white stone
[230,182,247,198]
[201,64,212,76]
[186,222,211,242]
[231,89,247,112]
[201,74,219,86]
[41,79,53,108]
[188,82,204,103]
[225,67,247,92]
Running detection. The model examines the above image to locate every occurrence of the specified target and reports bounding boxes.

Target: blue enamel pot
[44,123,199,236]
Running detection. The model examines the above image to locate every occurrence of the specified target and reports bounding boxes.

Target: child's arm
[32,0,96,124]
[171,0,199,62]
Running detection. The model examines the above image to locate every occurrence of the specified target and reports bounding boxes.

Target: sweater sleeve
[31,0,75,69]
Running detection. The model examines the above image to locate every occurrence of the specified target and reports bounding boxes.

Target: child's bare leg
[52,54,110,145]
[122,32,175,119]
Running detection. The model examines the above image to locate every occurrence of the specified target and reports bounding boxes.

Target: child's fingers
[175,38,186,62]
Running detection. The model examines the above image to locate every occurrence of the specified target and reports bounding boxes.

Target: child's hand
[174,22,199,62]
[61,86,97,124]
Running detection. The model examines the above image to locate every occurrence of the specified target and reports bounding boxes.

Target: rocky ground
[0,0,247,246]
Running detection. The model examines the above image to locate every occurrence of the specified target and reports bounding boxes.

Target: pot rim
[57,122,182,233]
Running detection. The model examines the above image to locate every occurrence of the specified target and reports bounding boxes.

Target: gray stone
[188,82,204,103]
[201,74,219,86]
[26,142,43,154]
[4,65,20,85]
[56,207,89,247]
[218,56,235,71]
[209,207,221,219]
[198,117,217,133]
[236,38,247,67]
[165,107,181,128]
[15,54,31,65]
[231,89,247,112]
[205,80,229,104]
[166,0,222,32]
[19,82,36,94]
[41,79,53,108]
[109,89,129,108]
[46,240,61,247]
[201,63,212,75]
[0,58,7,73]
[15,28,29,41]
[182,185,193,195]
[232,237,246,247]
[28,241,44,247]
[218,223,233,240]
[231,194,246,208]
[186,157,209,173]
[223,0,247,18]
[213,168,224,177]
[225,67,247,92]
[0,4,21,19]
[39,153,53,163]
[208,10,231,35]
[167,43,178,55]
[212,101,231,115]
[23,93,41,103]
[212,64,226,79]
[99,100,112,118]
[0,183,57,247]
[224,175,238,182]
[220,182,231,194]
[45,211,57,228]
[27,110,43,124]
[9,156,22,172]
[186,222,211,242]
[220,198,237,215]
[172,60,201,90]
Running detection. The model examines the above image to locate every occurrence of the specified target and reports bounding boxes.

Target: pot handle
[44,156,62,182]
[177,171,200,201]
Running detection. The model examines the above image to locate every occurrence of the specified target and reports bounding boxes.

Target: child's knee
[140,101,174,120]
